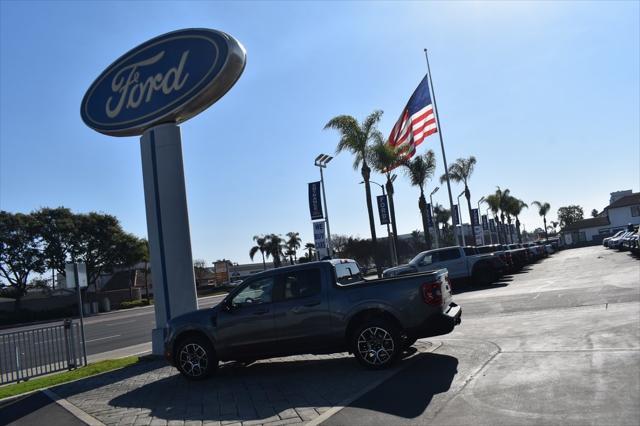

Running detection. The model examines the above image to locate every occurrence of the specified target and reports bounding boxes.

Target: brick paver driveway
[50,341,437,426]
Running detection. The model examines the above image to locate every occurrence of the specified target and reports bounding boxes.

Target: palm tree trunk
[543,216,548,242]
[516,217,522,243]
[261,252,266,270]
[507,218,514,243]
[464,185,476,246]
[418,190,432,250]
[386,179,399,259]
[362,163,381,277]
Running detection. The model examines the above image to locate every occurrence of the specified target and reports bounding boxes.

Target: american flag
[387,74,437,160]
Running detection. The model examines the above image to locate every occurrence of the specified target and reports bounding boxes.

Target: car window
[334,262,363,285]
[419,254,434,266]
[439,248,461,261]
[232,276,274,306]
[276,268,321,300]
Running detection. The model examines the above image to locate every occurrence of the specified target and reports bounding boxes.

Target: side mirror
[222,298,234,312]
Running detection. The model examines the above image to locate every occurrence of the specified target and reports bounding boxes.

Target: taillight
[421,282,442,306]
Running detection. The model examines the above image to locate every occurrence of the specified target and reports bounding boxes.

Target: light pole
[457,190,466,246]
[314,154,333,257]
[485,206,494,244]
[361,180,397,266]
[477,196,486,246]
[430,187,439,248]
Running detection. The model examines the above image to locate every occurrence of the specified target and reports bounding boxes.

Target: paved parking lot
[3,246,639,426]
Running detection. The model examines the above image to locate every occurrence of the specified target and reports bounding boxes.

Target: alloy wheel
[356,326,395,366]
[178,342,209,378]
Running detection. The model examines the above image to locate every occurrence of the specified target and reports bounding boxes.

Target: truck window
[276,269,321,300]
[334,262,363,286]
[463,247,477,256]
[418,254,434,266]
[232,276,274,306]
[439,248,462,261]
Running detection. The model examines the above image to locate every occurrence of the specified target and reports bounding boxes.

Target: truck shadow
[451,281,509,295]
[91,352,458,424]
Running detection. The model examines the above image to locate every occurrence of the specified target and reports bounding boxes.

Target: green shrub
[118,298,152,309]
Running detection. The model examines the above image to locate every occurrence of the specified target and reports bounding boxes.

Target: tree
[249,235,268,270]
[496,187,512,243]
[591,209,599,218]
[531,201,551,242]
[484,193,502,243]
[505,197,528,243]
[31,207,76,289]
[265,234,285,268]
[369,141,405,258]
[558,205,584,229]
[441,156,478,245]
[285,232,302,264]
[325,110,384,277]
[0,211,47,309]
[193,259,208,285]
[304,242,316,259]
[403,150,437,249]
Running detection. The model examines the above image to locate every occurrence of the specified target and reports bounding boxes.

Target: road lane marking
[85,335,120,343]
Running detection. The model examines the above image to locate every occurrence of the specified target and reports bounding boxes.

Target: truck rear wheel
[352,319,401,369]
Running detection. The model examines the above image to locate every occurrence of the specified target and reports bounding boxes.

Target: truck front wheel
[352,319,401,369]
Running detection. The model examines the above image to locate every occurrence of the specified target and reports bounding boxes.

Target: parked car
[618,231,638,251]
[609,231,635,249]
[383,246,506,285]
[476,244,515,272]
[505,244,531,268]
[629,235,640,255]
[622,234,638,252]
[603,230,626,247]
[164,259,461,379]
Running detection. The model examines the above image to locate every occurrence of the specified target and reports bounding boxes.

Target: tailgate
[440,271,453,310]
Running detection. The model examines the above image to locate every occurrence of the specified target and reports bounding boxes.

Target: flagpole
[424,48,457,245]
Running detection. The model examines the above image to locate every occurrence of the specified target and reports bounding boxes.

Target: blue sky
[1,1,638,264]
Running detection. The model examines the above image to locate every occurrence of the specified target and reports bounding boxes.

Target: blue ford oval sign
[81,29,246,137]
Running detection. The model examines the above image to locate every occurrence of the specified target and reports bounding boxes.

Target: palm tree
[403,150,437,249]
[325,110,384,276]
[484,193,502,244]
[285,231,302,263]
[532,201,551,241]
[440,156,477,245]
[304,242,315,259]
[369,141,405,257]
[496,187,512,243]
[433,203,451,235]
[249,235,268,270]
[265,234,285,268]
[506,197,528,243]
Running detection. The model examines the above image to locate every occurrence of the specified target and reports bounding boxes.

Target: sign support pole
[73,264,87,366]
[140,123,198,355]
[319,167,332,257]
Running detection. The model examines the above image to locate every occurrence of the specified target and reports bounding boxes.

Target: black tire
[351,319,401,370]
[473,265,496,286]
[175,335,217,380]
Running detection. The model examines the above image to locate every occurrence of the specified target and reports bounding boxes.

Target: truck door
[437,248,466,279]
[271,266,331,355]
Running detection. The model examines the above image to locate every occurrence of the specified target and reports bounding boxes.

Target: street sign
[426,203,434,227]
[452,204,459,225]
[64,263,88,289]
[308,181,323,220]
[471,208,480,226]
[377,195,390,225]
[81,29,246,137]
[313,221,328,258]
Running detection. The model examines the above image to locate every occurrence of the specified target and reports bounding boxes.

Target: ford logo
[81,28,246,137]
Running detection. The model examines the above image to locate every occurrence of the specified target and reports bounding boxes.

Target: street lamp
[314,154,333,257]
[430,187,439,248]
[360,180,397,266]
[485,206,494,244]
[457,190,466,246]
[477,196,486,245]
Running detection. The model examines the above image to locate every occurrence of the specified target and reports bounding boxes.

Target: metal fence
[0,319,85,385]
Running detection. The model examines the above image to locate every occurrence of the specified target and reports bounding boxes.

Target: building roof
[607,192,640,210]
[562,216,610,232]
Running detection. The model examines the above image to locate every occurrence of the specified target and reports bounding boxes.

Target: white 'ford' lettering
[105,50,190,119]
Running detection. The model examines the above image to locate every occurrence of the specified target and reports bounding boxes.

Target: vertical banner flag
[377,195,390,225]
[471,208,480,226]
[308,182,323,220]
[313,221,328,258]
[489,218,496,232]
[387,74,438,162]
[452,204,459,225]
[482,214,488,231]
[426,203,434,227]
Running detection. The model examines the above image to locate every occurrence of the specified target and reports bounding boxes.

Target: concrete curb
[42,388,106,426]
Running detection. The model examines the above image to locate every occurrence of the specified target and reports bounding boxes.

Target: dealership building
[562,190,640,245]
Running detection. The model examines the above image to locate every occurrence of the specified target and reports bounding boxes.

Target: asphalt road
[1,293,227,362]
[325,245,640,425]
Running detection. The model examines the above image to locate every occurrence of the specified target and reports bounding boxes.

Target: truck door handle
[292,301,320,314]
[252,309,269,315]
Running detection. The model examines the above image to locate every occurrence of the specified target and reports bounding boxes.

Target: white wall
[608,204,640,228]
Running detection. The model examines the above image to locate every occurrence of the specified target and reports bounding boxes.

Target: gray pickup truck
[164,259,461,380]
